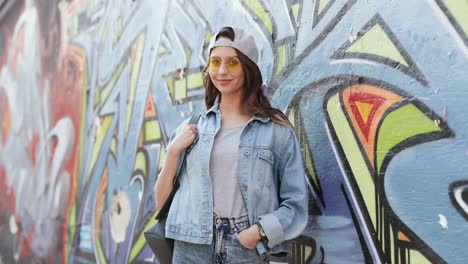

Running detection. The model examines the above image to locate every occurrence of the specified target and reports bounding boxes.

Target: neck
[218,92,252,127]
[218,92,244,115]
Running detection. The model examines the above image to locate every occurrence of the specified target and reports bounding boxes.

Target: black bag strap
[173,114,201,184]
[155,114,201,220]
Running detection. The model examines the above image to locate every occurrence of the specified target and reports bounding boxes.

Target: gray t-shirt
[209,125,248,217]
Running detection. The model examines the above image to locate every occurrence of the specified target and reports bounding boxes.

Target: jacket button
[244,150,250,156]
[241,184,248,191]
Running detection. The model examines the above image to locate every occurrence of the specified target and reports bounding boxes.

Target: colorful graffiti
[0,0,467,263]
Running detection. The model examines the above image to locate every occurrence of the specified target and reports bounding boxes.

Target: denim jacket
[164,103,309,256]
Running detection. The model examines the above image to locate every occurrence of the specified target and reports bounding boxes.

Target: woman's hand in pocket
[237,224,261,250]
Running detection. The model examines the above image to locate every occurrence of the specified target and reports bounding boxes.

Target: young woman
[154,26,308,263]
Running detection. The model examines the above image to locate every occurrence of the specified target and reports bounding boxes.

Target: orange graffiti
[94,167,108,261]
[1,96,10,143]
[342,85,403,169]
[58,45,86,264]
[28,133,40,165]
[0,163,15,214]
[398,231,411,242]
[11,27,25,79]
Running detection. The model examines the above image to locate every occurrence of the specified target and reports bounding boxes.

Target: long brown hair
[202,27,291,127]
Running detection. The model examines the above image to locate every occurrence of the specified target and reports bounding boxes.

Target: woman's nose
[217,62,229,74]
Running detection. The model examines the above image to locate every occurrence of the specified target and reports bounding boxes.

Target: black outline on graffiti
[434,0,468,47]
[80,115,118,195]
[162,67,205,105]
[109,135,118,158]
[269,0,358,93]
[240,0,278,42]
[298,0,357,62]
[341,184,373,262]
[375,101,454,176]
[448,180,468,220]
[134,147,150,181]
[0,0,18,21]
[271,37,295,79]
[286,0,301,31]
[186,3,213,46]
[313,0,336,28]
[239,0,292,84]
[331,14,429,86]
[287,92,326,209]
[289,235,318,263]
[284,76,373,262]
[374,99,452,264]
[111,3,143,49]
[322,75,452,263]
[143,116,162,145]
[321,76,386,263]
[158,26,207,105]
[156,33,171,57]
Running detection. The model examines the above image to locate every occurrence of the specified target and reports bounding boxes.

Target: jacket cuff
[255,240,268,256]
[259,213,284,248]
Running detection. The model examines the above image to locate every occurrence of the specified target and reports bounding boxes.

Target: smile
[217,79,233,85]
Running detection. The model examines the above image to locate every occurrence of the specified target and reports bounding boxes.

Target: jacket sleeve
[161,117,192,170]
[163,117,191,155]
[259,127,309,248]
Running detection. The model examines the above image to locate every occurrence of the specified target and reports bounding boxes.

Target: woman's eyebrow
[209,55,239,59]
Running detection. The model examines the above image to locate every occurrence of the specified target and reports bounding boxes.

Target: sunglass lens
[226,57,241,72]
[208,57,221,72]
[207,56,241,73]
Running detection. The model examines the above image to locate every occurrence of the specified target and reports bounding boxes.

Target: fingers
[187,124,197,131]
[186,124,198,135]
[179,124,197,146]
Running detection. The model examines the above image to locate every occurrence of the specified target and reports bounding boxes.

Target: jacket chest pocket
[255,148,275,189]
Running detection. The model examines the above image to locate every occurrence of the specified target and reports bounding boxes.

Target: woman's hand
[237,224,262,249]
[167,124,198,154]
[154,123,197,210]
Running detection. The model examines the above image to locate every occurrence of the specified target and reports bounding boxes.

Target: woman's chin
[218,88,243,96]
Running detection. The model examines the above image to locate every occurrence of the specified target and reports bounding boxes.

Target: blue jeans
[172,214,269,263]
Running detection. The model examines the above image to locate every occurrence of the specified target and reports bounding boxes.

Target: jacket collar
[251,115,270,123]
[205,96,270,123]
[205,95,220,115]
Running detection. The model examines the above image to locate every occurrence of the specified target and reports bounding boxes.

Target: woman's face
[208,37,245,98]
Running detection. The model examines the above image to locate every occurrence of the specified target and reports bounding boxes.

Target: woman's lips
[217,79,232,85]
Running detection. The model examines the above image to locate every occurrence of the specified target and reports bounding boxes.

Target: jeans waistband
[213,214,250,233]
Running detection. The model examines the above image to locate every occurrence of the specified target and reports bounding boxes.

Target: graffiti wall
[0,0,466,263]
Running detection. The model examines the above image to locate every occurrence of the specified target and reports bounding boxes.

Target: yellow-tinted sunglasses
[207,56,242,73]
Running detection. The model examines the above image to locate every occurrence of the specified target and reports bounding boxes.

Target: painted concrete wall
[0,0,467,263]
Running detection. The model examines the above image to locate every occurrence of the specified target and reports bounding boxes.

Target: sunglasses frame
[207,56,242,73]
